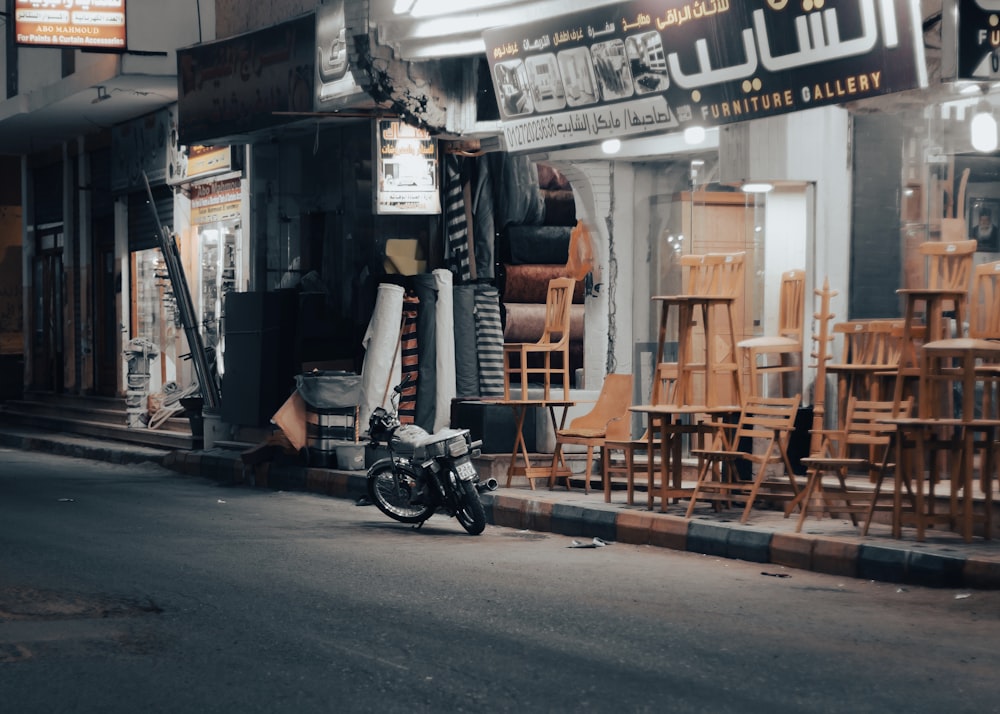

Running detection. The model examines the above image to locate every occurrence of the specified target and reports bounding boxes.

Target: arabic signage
[15,0,127,50]
[190,178,243,225]
[375,120,441,216]
[177,15,315,146]
[483,0,927,152]
[944,0,1000,80]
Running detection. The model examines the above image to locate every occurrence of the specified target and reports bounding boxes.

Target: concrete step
[0,393,198,451]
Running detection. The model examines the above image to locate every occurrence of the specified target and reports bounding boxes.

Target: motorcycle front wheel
[455,480,486,535]
[368,462,435,524]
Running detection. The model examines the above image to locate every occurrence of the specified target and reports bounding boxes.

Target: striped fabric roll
[399,294,420,424]
[474,285,505,398]
[444,153,472,283]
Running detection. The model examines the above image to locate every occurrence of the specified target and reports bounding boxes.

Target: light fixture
[601,138,621,155]
[971,99,998,152]
[741,182,774,194]
[91,86,110,104]
[683,125,706,145]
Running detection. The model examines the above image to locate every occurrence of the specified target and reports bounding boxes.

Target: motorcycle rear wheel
[368,462,435,524]
[455,480,486,535]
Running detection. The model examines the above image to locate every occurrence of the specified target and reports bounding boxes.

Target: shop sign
[168,145,238,185]
[314,0,367,110]
[177,15,315,146]
[942,0,1000,80]
[111,108,170,193]
[483,0,927,152]
[374,120,441,215]
[14,0,126,50]
[190,177,242,225]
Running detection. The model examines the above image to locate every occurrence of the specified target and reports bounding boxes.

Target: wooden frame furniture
[685,395,802,523]
[795,396,911,532]
[503,276,575,401]
[549,373,633,499]
[969,260,1000,340]
[738,269,806,397]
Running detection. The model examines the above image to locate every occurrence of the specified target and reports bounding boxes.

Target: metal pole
[141,171,221,411]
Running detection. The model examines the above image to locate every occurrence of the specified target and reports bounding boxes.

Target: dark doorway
[93,215,117,396]
[32,230,64,393]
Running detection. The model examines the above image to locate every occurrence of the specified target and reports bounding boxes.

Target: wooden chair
[503,276,576,401]
[550,374,633,500]
[826,319,902,427]
[737,269,806,397]
[968,260,1000,340]
[685,394,802,523]
[795,396,912,532]
[602,363,678,505]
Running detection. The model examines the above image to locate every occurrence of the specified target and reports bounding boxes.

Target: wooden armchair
[795,396,912,532]
[685,394,802,523]
[503,276,576,401]
[550,374,633,499]
[737,269,806,397]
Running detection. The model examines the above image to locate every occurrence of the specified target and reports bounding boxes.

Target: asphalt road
[2,448,999,714]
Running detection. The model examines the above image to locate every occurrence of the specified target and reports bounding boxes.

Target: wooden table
[629,404,742,512]
[496,399,576,489]
[874,417,997,542]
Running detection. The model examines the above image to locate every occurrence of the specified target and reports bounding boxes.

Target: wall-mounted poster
[483,0,928,152]
[375,120,441,216]
[15,0,126,50]
[968,196,1000,253]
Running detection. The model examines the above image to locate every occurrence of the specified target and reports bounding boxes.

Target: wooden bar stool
[891,239,976,410]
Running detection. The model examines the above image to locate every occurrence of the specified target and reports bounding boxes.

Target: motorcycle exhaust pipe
[476,477,499,493]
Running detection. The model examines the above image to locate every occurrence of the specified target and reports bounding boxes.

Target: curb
[5,431,999,589]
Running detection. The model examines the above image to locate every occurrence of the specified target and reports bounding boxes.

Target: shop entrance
[31,228,64,393]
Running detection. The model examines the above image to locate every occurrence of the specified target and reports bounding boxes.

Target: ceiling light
[601,138,621,155]
[741,182,774,194]
[683,126,706,145]
[971,100,998,152]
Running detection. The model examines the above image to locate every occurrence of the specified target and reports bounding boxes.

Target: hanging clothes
[444,153,473,283]
[474,285,505,398]
[398,293,420,424]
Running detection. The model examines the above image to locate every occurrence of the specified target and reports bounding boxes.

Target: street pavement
[1,424,998,590]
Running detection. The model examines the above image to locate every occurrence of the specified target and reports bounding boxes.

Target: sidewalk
[1,424,998,589]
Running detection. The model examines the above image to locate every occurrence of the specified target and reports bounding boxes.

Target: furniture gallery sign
[15,0,126,50]
[483,0,927,152]
[941,0,1000,81]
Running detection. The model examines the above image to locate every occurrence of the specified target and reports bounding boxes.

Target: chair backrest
[565,374,633,433]
[777,269,806,342]
[834,319,902,367]
[969,260,1000,340]
[539,277,576,346]
[650,361,679,406]
[732,394,801,443]
[918,239,976,291]
[841,396,913,452]
[680,252,745,297]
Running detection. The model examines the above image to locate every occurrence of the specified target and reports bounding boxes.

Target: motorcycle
[366,378,496,535]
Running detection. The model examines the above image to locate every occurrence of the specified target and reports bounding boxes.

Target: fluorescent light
[972,101,998,152]
[683,126,706,145]
[742,182,774,194]
[601,138,621,155]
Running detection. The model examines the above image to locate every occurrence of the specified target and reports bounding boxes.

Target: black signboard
[483,0,927,152]
[177,15,315,146]
[949,0,1000,80]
